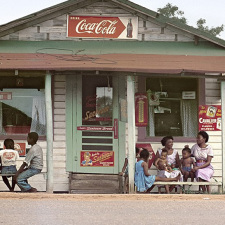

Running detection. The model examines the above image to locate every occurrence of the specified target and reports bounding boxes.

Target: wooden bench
[154,181,223,194]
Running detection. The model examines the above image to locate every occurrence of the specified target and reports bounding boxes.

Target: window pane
[82,76,113,126]
[0,89,45,135]
[146,78,198,137]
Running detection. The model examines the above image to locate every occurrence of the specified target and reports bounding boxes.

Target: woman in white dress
[154,136,182,192]
[191,131,214,193]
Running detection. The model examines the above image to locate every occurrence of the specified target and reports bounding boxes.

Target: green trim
[1,40,225,56]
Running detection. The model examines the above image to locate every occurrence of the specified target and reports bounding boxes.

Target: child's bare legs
[146,185,155,193]
[183,171,189,182]
[198,177,207,193]
[2,176,12,191]
[190,171,195,182]
[165,185,170,194]
[158,187,161,194]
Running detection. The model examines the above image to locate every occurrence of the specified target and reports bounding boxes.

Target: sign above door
[67,15,138,39]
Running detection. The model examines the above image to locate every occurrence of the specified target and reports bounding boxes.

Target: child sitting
[135,149,180,193]
[180,147,195,182]
[155,150,172,193]
[119,147,140,193]
[0,139,19,191]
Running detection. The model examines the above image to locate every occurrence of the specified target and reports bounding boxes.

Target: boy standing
[13,132,43,192]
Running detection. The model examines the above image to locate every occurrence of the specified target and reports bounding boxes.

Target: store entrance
[72,74,120,174]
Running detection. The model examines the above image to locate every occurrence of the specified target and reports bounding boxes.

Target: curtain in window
[181,100,197,137]
[30,96,46,135]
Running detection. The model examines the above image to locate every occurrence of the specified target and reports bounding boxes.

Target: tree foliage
[157,3,224,37]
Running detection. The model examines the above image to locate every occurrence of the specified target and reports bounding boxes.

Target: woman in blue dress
[135,149,180,193]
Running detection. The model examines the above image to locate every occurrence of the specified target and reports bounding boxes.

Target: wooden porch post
[45,72,54,193]
[221,81,225,192]
[127,75,136,193]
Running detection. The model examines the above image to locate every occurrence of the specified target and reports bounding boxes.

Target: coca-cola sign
[67,16,138,39]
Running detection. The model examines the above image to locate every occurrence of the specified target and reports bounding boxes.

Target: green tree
[158,3,224,37]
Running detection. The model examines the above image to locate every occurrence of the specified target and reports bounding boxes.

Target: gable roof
[0,0,225,48]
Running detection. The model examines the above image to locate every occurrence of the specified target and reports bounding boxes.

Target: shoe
[26,187,37,193]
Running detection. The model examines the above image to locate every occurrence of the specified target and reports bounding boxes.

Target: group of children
[0,132,43,192]
[121,146,195,193]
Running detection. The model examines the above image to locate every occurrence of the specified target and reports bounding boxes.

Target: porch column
[45,72,54,193]
[127,75,136,193]
[221,81,225,192]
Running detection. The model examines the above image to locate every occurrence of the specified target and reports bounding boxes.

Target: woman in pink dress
[191,131,214,193]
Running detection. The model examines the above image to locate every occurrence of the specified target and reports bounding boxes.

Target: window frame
[0,75,48,141]
[137,76,205,143]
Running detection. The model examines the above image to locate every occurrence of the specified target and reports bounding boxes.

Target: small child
[0,139,19,191]
[154,149,172,172]
[180,147,195,182]
[119,147,140,193]
[155,149,172,193]
[135,149,180,193]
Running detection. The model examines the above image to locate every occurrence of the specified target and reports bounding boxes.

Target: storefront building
[0,0,225,193]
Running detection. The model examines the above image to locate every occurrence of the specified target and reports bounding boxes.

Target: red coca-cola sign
[67,16,138,39]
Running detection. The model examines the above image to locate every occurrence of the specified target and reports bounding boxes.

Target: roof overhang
[0,53,225,78]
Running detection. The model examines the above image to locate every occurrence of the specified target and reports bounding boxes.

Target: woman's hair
[140,148,149,160]
[182,147,191,154]
[161,136,174,146]
[198,131,209,143]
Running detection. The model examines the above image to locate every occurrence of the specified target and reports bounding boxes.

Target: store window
[146,77,198,137]
[82,75,113,126]
[0,77,45,137]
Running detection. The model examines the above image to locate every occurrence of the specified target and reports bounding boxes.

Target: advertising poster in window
[135,93,148,127]
[199,105,221,131]
[136,143,155,169]
[80,151,114,167]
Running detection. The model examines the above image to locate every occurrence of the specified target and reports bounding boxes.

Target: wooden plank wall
[0,1,194,42]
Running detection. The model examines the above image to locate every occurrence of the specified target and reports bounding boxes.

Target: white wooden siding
[0,1,194,42]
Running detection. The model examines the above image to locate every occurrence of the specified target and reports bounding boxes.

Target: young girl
[180,147,195,182]
[135,148,180,193]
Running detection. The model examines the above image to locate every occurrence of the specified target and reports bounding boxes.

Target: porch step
[69,173,120,194]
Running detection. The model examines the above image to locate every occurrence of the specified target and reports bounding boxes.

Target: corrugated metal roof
[1,53,225,75]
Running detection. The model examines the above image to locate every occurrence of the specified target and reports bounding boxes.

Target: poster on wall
[67,15,138,39]
[135,93,148,127]
[80,151,114,167]
[199,105,222,131]
[136,143,155,169]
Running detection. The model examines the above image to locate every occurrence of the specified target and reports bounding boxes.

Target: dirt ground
[1,192,225,201]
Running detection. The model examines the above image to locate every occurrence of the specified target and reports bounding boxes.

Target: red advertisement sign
[114,119,118,139]
[80,151,114,167]
[199,105,222,131]
[67,16,138,39]
[77,126,114,131]
[136,143,155,169]
[135,93,148,127]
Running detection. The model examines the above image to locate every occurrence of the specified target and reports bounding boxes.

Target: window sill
[0,135,46,141]
[138,127,196,143]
